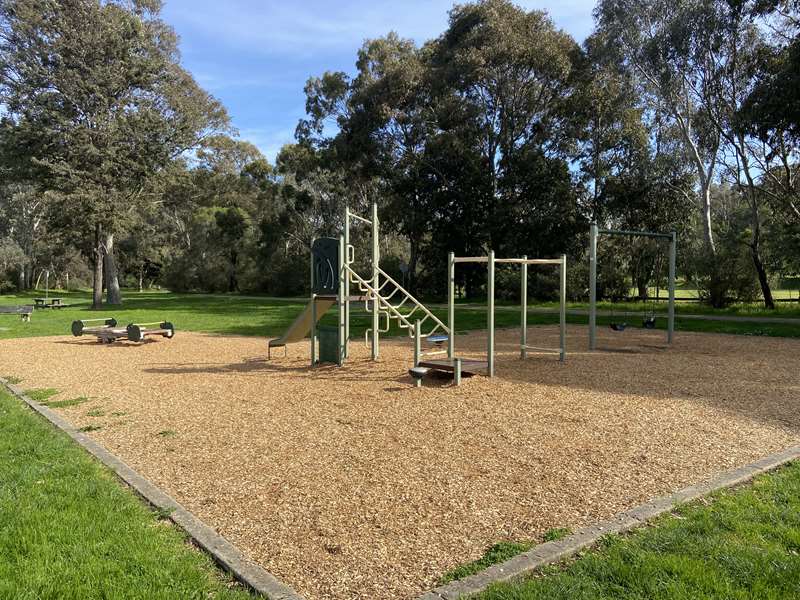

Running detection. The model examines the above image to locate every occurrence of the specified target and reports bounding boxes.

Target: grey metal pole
[454,358,462,386]
[488,250,495,377]
[589,222,598,351]
[560,254,567,363]
[338,234,346,366]
[371,203,379,360]
[448,252,455,360]
[668,231,676,344]
[414,319,421,367]
[343,207,350,358]
[521,256,527,359]
[310,294,317,367]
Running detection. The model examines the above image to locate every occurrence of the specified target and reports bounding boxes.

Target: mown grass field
[1,289,799,341]
[0,387,254,600]
[469,461,800,600]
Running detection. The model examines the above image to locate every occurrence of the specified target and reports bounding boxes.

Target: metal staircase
[344,264,449,344]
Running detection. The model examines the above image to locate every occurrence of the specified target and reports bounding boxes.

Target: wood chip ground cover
[1,326,798,599]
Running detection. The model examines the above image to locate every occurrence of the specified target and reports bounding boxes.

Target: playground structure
[411,252,567,384]
[268,203,568,383]
[588,222,676,350]
[71,318,175,343]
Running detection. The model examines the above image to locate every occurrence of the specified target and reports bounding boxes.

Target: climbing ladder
[344,264,449,344]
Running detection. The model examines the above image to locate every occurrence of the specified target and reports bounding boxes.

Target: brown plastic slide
[268,296,336,353]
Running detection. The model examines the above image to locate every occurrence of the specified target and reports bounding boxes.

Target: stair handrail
[344,265,449,338]
[376,267,450,334]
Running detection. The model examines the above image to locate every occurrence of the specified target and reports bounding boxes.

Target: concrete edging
[1,378,305,600]
[419,444,800,600]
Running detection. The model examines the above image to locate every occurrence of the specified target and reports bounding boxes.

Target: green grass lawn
[463,461,800,599]
[0,387,254,599]
[1,289,799,341]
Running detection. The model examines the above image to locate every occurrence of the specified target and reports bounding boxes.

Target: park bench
[34,297,65,309]
[0,305,34,321]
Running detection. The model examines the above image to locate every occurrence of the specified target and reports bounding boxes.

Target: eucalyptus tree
[0,0,228,307]
[427,0,582,256]
[595,0,792,307]
[741,0,800,229]
[595,0,725,304]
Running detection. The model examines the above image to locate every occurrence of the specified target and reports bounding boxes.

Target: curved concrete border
[1,378,305,600]
[418,444,800,599]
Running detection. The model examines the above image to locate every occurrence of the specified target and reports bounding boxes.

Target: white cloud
[166,0,596,57]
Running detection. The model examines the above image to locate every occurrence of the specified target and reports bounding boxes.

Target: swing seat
[643,316,657,329]
[610,322,627,331]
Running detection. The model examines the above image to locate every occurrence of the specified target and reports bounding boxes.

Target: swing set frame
[589,223,676,350]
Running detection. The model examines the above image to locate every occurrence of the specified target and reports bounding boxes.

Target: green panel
[317,325,340,364]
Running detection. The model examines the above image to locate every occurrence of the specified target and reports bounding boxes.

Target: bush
[0,279,16,294]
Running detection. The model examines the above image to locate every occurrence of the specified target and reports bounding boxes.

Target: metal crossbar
[523,345,561,354]
[494,258,563,265]
[347,211,372,225]
[598,228,673,240]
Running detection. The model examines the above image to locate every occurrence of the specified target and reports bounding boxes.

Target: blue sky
[161,1,597,162]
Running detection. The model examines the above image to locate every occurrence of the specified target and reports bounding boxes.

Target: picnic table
[34,297,64,309]
[0,305,34,321]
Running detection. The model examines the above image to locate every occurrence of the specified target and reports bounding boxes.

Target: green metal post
[310,294,317,367]
[414,319,421,367]
[668,231,676,344]
[371,203,379,360]
[560,254,567,362]
[589,222,598,351]
[521,256,527,359]
[343,206,350,357]
[448,252,455,359]
[488,250,495,377]
[310,237,316,367]
[338,234,346,366]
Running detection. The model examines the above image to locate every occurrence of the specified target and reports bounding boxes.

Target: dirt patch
[2,326,799,599]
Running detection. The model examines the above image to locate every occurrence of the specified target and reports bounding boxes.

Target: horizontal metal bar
[494,258,563,265]
[347,211,372,225]
[453,256,489,263]
[523,345,561,353]
[598,228,673,240]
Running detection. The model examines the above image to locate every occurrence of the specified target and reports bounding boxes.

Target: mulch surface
[2,325,799,599]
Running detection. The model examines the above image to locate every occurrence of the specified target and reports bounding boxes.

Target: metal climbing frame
[588,222,677,350]
[341,204,450,364]
[445,252,567,378]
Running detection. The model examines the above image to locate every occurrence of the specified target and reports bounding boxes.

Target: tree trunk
[751,243,774,309]
[92,223,104,309]
[17,265,25,291]
[747,202,774,309]
[104,232,122,305]
[138,266,144,293]
[699,183,716,255]
[228,250,238,292]
[408,237,419,295]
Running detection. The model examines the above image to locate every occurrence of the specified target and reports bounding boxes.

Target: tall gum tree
[0,0,229,307]
[596,0,726,303]
[428,0,579,252]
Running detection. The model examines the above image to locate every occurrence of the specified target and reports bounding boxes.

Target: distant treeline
[0,0,798,307]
